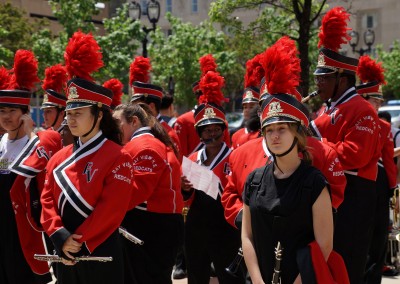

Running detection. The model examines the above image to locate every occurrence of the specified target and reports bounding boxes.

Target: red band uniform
[119,106,184,284]
[0,50,54,284]
[183,71,245,284]
[40,32,134,284]
[356,55,398,283]
[310,8,381,283]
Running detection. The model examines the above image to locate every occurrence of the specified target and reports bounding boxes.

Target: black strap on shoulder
[394,130,400,147]
[250,165,268,189]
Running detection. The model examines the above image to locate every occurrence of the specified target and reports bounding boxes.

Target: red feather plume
[244,53,265,88]
[199,54,217,77]
[103,78,123,107]
[318,7,351,52]
[8,50,40,91]
[42,64,67,94]
[64,31,103,81]
[357,55,386,84]
[262,37,300,100]
[0,67,11,90]
[129,56,151,86]
[198,71,225,106]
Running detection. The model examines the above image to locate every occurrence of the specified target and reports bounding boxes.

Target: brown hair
[288,123,312,164]
[114,103,178,156]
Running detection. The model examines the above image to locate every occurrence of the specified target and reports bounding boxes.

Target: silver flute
[34,254,113,263]
[119,227,144,245]
[301,90,320,103]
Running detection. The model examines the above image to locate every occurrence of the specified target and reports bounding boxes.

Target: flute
[301,90,320,103]
[34,254,112,263]
[118,227,144,245]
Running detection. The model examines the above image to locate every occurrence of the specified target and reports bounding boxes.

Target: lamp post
[129,0,160,58]
[349,29,375,56]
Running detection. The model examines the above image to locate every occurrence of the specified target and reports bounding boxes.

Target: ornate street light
[128,1,141,21]
[349,29,375,56]
[128,0,160,58]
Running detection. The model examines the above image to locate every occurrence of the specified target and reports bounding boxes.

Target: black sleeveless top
[243,160,327,283]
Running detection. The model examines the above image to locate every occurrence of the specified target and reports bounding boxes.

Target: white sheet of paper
[182,156,220,200]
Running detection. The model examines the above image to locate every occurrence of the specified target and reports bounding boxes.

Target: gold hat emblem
[68,86,79,99]
[43,94,49,103]
[245,90,254,99]
[317,53,326,67]
[268,101,283,115]
[203,107,216,119]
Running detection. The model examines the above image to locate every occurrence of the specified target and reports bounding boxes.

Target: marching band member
[174,54,231,158]
[182,70,244,284]
[129,56,182,160]
[310,7,381,283]
[223,36,346,232]
[113,102,184,284]
[41,64,67,132]
[0,50,55,284]
[356,55,398,283]
[8,55,65,283]
[242,37,347,284]
[40,31,133,284]
[231,54,263,149]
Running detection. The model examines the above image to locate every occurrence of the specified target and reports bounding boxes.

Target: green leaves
[148,13,242,107]
[377,42,400,99]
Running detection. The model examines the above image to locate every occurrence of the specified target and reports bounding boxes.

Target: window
[166,0,172,12]
[192,0,198,13]
[367,15,374,29]
[141,0,147,15]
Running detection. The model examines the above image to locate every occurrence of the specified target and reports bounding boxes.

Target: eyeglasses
[314,75,337,85]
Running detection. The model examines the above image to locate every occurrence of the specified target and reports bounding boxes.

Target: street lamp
[349,29,375,56]
[129,0,160,58]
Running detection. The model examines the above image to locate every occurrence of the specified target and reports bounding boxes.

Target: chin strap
[327,72,342,107]
[82,107,100,138]
[50,108,63,128]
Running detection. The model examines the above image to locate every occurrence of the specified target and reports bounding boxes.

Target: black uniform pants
[0,174,46,284]
[333,174,376,284]
[364,166,390,284]
[122,209,183,284]
[184,192,244,284]
[54,230,124,284]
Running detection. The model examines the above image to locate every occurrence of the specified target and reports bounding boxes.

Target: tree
[48,0,102,37]
[96,3,142,86]
[0,3,34,67]
[31,1,142,92]
[149,13,242,109]
[209,0,328,96]
[377,41,400,99]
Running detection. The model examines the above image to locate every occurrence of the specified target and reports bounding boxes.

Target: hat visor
[261,116,298,129]
[313,67,337,76]
[41,103,58,109]
[66,102,93,110]
[130,95,143,103]
[195,118,225,128]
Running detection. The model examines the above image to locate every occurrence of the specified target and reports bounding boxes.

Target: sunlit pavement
[172,275,399,283]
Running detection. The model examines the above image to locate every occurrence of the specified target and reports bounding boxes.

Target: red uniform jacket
[174,109,231,157]
[298,241,350,284]
[311,88,380,181]
[222,137,270,228]
[222,137,346,229]
[124,127,184,214]
[158,115,182,162]
[186,143,232,204]
[9,129,62,275]
[41,131,133,256]
[231,127,260,149]
[378,119,397,189]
